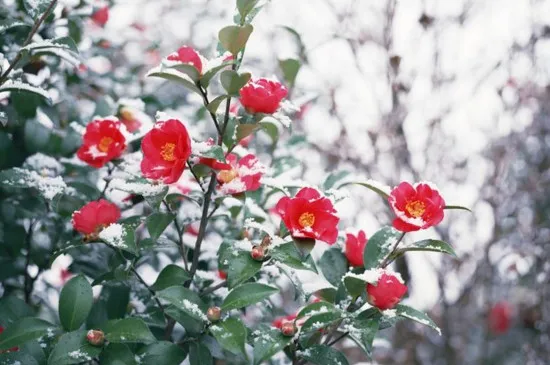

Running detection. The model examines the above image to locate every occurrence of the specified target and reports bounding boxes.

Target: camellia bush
[0,0,469,364]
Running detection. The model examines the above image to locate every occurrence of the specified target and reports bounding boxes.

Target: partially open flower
[91,6,109,27]
[250,246,266,261]
[166,46,203,74]
[118,106,142,133]
[366,271,407,310]
[76,118,126,168]
[388,181,445,232]
[345,230,368,267]
[239,78,288,114]
[86,329,105,346]
[275,187,339,244]
[141,118,192,184]
[72,200,121,239]
[280,321,297,337]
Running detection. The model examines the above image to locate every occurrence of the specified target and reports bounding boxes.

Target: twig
[98,164,114,200]
[198,84,222,134]
[327,331,349,347]
[162,200,188,270]
[0,0,58,86]
[130,267,165,316]
[23,220,36,303]
[186,160,205,193]
[380,232,406,268]
[200,280,227,297]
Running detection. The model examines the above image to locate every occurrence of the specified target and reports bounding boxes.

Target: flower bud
[366,271,407,310]
[207,307,222,322]
[250,246,265,261]
[86,330,105,346]
[280,321,296,337]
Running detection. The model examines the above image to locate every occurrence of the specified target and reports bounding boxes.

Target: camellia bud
[280,321,296,337]
[207,307,222,322]
[86,330,105,346]
[250,245,265,261]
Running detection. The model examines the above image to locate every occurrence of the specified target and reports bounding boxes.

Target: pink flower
[167,46,203,74]
[76,119,126,168]
[91,6,109,27]
[345,230,368,267]
[72,199,121,237]
[366,271,407,310]
[216,154,265,195]
[239,78,288,114]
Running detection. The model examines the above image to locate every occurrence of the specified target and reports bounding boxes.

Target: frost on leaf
[0,79,51,103]
[99,223,127,249]
[0,167,69,200]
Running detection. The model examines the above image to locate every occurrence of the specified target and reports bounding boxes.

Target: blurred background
[3,0,550,364]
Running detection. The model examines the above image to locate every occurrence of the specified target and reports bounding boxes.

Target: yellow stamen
[405,200,425,217]
[298,212,315,228]
[218,169,238,183]
[160,143,176,161]
[98,137,113,152]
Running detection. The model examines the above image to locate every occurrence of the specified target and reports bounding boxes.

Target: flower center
[298,212,315,228]
[405,200,425,218]
[160,143,176,161]
[98,137,113,152]
[120,107,134,120]
[218,169,238,183]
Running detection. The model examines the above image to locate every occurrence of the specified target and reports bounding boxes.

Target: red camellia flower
[275,187,339,244]
[91,6,109,27]
[239,78,288,114]
[167,46,203,74]
[366,271,408,310]
[141,118,192,184]
[345,230,368,267]
[72,199,121,236]
[119,106,142,133]
[76,119,126,168]
[488,301,512,335]
[217,154,265,195]
[0,326,19,353]
[388,182,445,232]
[197,138,231,170]
[272,314,297,329]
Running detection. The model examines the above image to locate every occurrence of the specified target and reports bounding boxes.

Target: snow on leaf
[0,79,51,104]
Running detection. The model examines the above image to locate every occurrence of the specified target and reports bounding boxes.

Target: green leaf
[363,226,402,270]
[0,352,39,365]
[342,271,379,298]
[0,318,54,351]
[193,143,226,162]
[221,283,279,311]
[279,58,301,86]
[394,239,456,257]
[298,344,349,365]
[100,343,136,365]
[47,330,102,365]
[322,170,351,191]
[300,312,343,333]
[347,317,379,356]
[189,342,213,365]
[236,123,259,141]
[200,61,234,88]
[270,242,316,272]
[226,250,262,288]
[0,296,34,326]
[151,265,191,291]
[210,317,247,356]
[137,341,188,365]
[395,304,441,334]
[444,205,472,212]
[206,95,229,114]
[0,20,31,35]
[23,37,80,65]
[164,306,204,336]
[237,0,260,19]
[0,80,51,104]
[156,286,207,322]
[102,318,156,343]
[318,248,348,287]
[99,222,138,255]
[147,68,202,96]
[23,0,51,19]
[165,63,200,82]
[218,24,254,55]
[146,212,174,241]
[296,301,337,319]
[340,180,390,199]
[258,117,280,143]
[252,325,292,365]
[58,275,93,332]
[220,70,251,96]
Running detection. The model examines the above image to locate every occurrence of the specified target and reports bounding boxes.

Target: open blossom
[141,118,192,184]
[275,187,339,244]
[119,106,142,133]
[76,119,126,168]
[91,6,109,27]
[239,78,288,114]
[488,301,512,335]
[388,182,445,232]
[167,46,203,74]
[0,326,19,353]
[72,199,121,236]
[345,230,368,267]
[366,271,407,310]
[217,154,265,195]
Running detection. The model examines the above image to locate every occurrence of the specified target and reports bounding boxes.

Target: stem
[23,220,36,304]
[200,280,227,297]
[186,160,205,193]
[0,0,58,86]
[198,84,222,134]
[380,232,406,268]
[327,331,349,346]
[162,200,188,271]
[98,164,114,200]
[130,267,165,316]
